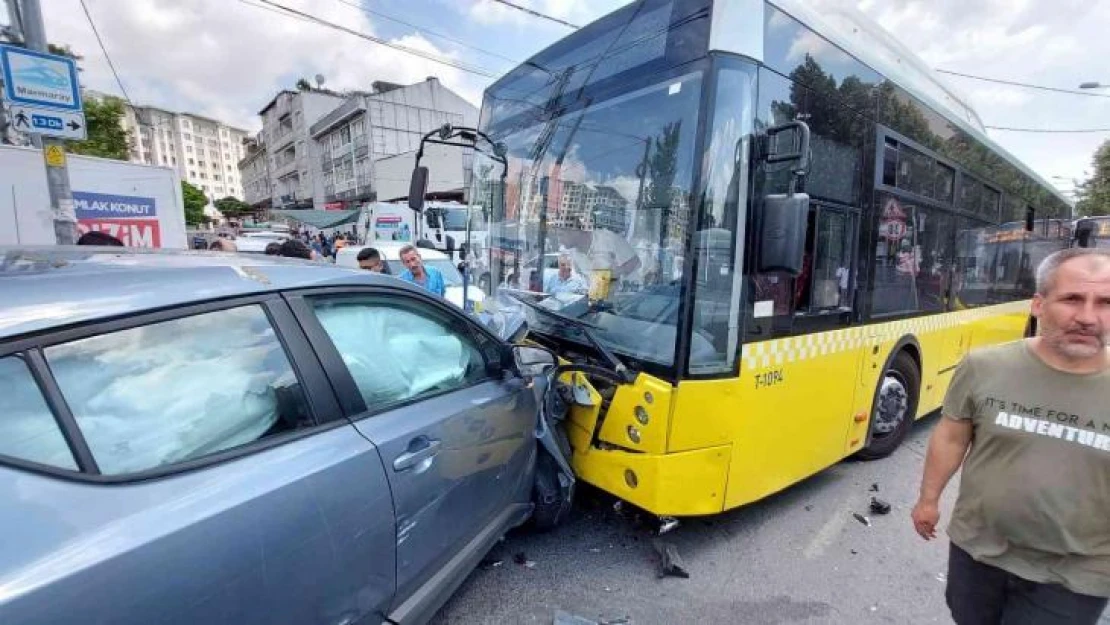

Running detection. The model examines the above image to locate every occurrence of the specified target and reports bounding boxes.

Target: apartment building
[308,77,478,208]
[120,101,249,199]
[238,132,271,208]
[255,89,346,209]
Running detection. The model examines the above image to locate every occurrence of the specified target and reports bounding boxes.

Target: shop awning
[271,209,362,229]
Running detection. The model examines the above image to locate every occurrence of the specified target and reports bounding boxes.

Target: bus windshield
[475,71,705,370]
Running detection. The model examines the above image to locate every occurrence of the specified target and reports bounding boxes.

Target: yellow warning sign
[44,145,66,167]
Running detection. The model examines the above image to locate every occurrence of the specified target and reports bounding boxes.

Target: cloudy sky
[7,0,1109,196]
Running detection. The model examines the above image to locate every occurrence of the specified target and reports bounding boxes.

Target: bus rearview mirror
[408,166,429,212]
[758,193,809,275]
[1075,218,1095,248]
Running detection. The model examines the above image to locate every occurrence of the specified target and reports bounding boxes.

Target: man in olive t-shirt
[912,248,1110,625]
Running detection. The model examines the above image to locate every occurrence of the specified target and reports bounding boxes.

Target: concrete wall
[373,143,465,202]
[0,145,187,248]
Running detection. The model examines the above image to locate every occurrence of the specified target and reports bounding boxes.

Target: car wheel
[531,452,572,532]
[857,351,920,461]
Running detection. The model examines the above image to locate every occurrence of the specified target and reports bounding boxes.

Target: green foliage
[214,196,252,220]
[182,181,208,226]
[1075,141,1110,217]
[66,95,132,160]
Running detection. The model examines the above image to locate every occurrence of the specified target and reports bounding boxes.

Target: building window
[186,146,192,153]
[215,174,221,181]
[188,158,195,165]
[200,173,207,179]
[227,165,232,171]
[183,133,192,140]
[190,170,196,177]
[171,157,177,165]
[198,160,205,167]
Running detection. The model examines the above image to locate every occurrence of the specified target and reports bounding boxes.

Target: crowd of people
[77,228,446,299]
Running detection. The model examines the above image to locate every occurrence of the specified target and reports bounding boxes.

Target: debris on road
[936,573,947,583]
[869,497,892,515]
[853,513,872,527]
[588,548,602,553]
[870,483,880,492]
[514,552,536,569]
[479,557,504,570]
[658,516,680,535]
[653,539,690,579]
[804,505,813,511]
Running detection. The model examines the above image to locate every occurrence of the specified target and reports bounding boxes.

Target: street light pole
[16,0,79,244]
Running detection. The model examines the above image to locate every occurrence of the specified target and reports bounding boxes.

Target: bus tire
[857,351,920,461]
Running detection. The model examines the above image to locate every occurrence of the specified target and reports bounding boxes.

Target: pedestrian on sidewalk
[912,247,1110,624]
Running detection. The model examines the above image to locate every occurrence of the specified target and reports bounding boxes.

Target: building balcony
[310,97,366,138]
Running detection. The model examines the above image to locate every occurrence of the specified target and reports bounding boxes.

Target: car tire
[531,452,572,532]
[857,351,920,461]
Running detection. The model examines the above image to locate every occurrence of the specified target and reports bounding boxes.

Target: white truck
[0,145,188,248]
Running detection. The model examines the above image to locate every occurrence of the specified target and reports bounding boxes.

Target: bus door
[745,201,866,483]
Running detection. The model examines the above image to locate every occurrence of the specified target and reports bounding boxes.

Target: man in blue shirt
[543,252,588,295]
[398,244,446,297]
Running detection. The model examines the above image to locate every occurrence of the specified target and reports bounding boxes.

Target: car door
[0,298,396,625]
[287,288,536,622]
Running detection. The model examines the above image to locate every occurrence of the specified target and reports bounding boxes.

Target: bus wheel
[857,351,920,460]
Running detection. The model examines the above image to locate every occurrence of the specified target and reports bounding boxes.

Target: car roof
[0,246,426,340]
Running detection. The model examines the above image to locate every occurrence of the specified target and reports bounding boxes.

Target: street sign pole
[14,0,79,244]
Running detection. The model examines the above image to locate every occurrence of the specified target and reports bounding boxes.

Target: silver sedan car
[0,247,571,625]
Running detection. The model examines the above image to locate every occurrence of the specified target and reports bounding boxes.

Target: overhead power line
[245,0,500,78]
[332,0,519,65]
[985,125,1110,134]
[936,69,1110,99]
[488,0,579,29]
[79,0,137,109]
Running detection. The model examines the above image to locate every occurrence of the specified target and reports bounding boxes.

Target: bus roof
[763,0,1071,209]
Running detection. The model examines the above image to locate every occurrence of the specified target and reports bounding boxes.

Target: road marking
[803,502,853,559]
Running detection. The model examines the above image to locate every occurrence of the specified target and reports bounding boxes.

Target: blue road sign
[0,45,83,112]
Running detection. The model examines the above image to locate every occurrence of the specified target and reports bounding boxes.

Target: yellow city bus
[465,0,1074,517]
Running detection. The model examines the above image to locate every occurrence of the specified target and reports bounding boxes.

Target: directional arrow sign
[9,105,87,140]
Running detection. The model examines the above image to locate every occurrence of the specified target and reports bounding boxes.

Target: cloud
[468,0,626,28]
[43,0,476,130]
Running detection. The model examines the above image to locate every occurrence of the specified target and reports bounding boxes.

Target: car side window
[0,356,76,470]
[308,296,489,411]
[45,305,311,476]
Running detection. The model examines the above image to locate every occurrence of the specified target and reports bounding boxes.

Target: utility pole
[17,0,79,244]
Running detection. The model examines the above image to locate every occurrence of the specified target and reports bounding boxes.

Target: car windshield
[475,72,704,368]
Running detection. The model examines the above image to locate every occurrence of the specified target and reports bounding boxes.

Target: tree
[295,77,313,91]
[182,181,208,226]
[215,196,252,220]
[1076,140,1110,217]
[65,94,132,160]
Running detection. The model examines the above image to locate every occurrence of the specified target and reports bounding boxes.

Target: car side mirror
[511,345,557,378]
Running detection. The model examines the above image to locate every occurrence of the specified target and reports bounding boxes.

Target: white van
[335,241,486,310]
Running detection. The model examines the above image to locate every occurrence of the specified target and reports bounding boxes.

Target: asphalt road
[431,414,1094,625]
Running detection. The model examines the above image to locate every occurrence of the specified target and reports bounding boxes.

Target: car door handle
[392,438,442,472]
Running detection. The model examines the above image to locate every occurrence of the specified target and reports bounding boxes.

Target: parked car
[0,246,569,625]
[335,241,486,309]
[235,230,289,253]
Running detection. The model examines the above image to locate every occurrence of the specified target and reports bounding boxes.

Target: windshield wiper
[505,292,635,383]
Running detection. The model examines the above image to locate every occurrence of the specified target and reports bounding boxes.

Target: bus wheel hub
[873,375,908,435]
